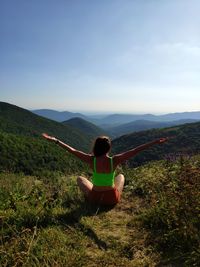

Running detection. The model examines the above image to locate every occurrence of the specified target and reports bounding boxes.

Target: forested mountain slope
[63,117,107,141]
[0,131,88,176]
[112,121,200,167]
[0,102,90,152]
[1,102,200,175]
[0,102,92,175]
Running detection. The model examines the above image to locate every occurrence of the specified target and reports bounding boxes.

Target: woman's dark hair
[92,136,111,157]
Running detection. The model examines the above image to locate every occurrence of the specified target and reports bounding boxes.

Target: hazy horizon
[1,1,200,113]
[31,106,200,117]
[2,100,200,117]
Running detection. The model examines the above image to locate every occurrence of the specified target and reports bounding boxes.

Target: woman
[42,133,168,206]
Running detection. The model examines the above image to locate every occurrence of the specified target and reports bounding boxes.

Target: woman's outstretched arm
[113,137,168,167]
[42,133,92,164]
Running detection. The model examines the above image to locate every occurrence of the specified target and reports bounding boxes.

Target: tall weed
[126,156,200,265]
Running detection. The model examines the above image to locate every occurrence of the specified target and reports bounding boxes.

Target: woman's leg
[114,174,125,193]
[77,176,93,196]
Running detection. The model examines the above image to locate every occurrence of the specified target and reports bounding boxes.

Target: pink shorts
[87,187,121,206]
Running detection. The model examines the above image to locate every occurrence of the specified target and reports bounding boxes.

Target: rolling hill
[32,109,88,122]
[62,117,108,141]
[108,119,198,137]
[0,131,88,175]
[1,104,199,266]
[160,111,200,121]
[96,111,200,126]
[0,102,92,175]
[32,109,200,128]
[112,121,200,167]
[97,113,158,126]
[0,102,90,152]
[1,101,200,174]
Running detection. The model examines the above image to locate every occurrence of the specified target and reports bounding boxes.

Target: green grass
[1,156,200,266]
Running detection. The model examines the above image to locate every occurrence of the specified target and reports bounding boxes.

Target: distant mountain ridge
[98,114,157,125]
[97,112,200,126]
[108,119,199,137]
[160,111,200,121]
[32,109,88,122]
[31,109,200,126]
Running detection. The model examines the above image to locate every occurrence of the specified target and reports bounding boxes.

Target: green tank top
[92,157,115,186]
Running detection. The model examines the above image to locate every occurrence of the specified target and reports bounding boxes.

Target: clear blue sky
[1,0,200,114]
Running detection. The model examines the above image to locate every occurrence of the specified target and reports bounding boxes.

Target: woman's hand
[42,133,58,143]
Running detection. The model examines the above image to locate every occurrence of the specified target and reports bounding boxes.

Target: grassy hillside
[63,117,108,141]
[0,102,90,151]
[112,121,200,167]
[0,155,199,266]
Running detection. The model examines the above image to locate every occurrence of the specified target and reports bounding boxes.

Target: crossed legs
[77,174,125,196]
[77,176,93,196]
[114,174,125,193]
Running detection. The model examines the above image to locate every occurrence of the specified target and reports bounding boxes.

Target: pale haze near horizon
[0,0,200,114]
